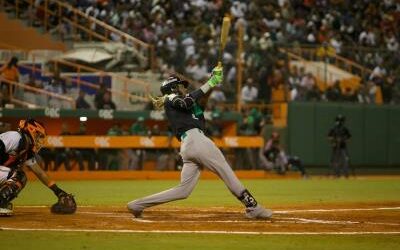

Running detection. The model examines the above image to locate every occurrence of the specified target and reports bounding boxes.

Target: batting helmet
[18,118,46,153]
[160,76,189,95]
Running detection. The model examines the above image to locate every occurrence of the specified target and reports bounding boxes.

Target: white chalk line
[276,207,400,214]
[72,206,400,215]
[284,217,400,226]
[1,227,400,235]
[17,205,400,214]
[73,211,400,227]
[12,206,400,227]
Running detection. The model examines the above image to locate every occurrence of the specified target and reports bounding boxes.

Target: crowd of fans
[2,0,399,107]
[49,0,399,105]
[1,0,400,172]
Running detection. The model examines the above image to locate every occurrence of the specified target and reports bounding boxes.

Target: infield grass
[1,232,400,250]
[3,177,400,250]
[13,178,400,206]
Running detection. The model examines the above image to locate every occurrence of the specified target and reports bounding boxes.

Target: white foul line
[1,227,400,235]
[275,207,400,214]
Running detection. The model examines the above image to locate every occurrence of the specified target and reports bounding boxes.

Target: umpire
[328,114,352,178]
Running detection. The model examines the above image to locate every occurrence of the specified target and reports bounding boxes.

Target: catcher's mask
[160,76,189,95]
[18,118,46,153]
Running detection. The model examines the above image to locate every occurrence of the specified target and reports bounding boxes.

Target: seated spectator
[130,116,148,135]
[260,132,288,175]
[342,87,358,102]
[76,90,92,109]
[241,78,258,103]
[44,71,64,108]
[209,86,227,104]
[105,123,123,170]
[324,80,342,102]
[0,57,19,104]
[96,91,116,110]
[75,122,96,171]
[94,82,107,108]
[54,123,85,171]
[129,117,148,170]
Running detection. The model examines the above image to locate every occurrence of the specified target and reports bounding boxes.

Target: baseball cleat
[127,202,143,218]
[0,203,13,217]
[245,204,273,219]
[131,209,143,218]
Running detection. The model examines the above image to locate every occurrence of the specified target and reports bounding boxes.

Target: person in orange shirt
[0,57,20,105]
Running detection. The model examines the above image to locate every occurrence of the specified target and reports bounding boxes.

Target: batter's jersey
[164,92,206,139]
[0,131,37,168]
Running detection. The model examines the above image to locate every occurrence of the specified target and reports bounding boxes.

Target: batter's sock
[238,189,258,208]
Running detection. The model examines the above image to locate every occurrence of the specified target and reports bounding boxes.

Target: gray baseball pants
[127,128,246,211]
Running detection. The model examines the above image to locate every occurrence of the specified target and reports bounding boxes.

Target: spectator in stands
[129,117,148,170]
[324,80,342,102]
[105,123,123,170]
[75,122,96,171]
[0,122,11,133]
[205,104,224,138]
[240,78,258,103]
[236,107,260,170]
[54,123,85,171]
[209,86,226,104]
[0,57,19,105]
[94,82,107,108]
[129,116,148,136]
[96,91,116,110]
[17,0,400,105]
[45,70,65,108]
[75,90,92,109]
[342,87,358,103]
[260,132,287,174]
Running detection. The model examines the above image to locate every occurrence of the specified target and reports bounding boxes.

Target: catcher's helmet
[18,118,46,153]
[160,76,189,95]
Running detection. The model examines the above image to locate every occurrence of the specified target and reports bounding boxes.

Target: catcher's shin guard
[0,170,27,207]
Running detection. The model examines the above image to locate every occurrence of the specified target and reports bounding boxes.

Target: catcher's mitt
[51,193,77,214]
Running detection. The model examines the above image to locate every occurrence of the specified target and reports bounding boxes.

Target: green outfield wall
[288,102,400,166]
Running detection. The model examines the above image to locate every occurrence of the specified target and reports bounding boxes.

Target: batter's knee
[176,186,193,200]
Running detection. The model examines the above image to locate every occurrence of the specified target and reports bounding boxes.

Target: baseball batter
[127,66,272,219]
[0,118,76,216]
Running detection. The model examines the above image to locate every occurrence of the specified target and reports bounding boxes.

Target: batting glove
[207,65,223,87]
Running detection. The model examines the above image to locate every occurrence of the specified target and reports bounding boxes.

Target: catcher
[0,118,76,216]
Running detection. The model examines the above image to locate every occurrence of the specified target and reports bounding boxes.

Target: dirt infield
[1,202,400,234]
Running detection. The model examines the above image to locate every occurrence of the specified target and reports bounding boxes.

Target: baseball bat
[218,16,231,67]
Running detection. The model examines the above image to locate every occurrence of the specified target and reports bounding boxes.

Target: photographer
[328,115,352,178]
